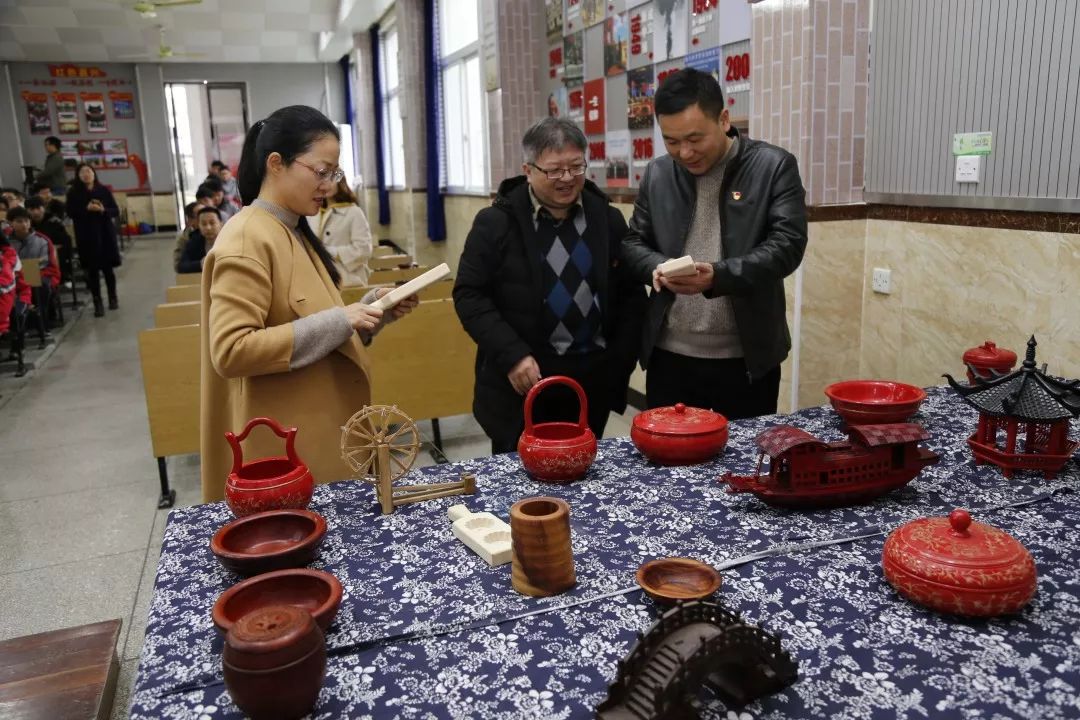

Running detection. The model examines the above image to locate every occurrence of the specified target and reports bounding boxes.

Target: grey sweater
[657,136,743,359]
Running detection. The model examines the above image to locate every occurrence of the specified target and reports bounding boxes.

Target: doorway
[164,82,248,222]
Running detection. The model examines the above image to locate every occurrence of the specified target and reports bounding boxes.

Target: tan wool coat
[200,205,371,502]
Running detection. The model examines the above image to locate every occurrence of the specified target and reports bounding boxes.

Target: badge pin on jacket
[732,191,742,200]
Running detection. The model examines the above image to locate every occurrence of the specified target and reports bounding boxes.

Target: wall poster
[606,130,630,187]
[581,0,605,27]
[653,0,688,63]
[603,13,629,76]
[627,66,655,129]
[54,92,79,133]
[22,91,52,134]
[564,31,585,81]
[109,91,135,120]
[685,46,720,84]
[583,77,606,135]
[546,0,564,42]
[81,92,107,133]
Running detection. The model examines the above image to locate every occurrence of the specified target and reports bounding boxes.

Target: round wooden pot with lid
[222,605,326,720]
[962,340,1017,383]
[882,509,1037,617]
[631,403,729,465]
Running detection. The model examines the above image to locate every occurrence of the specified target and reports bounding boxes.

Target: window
[439,0,487,192]
[379,24,406,188]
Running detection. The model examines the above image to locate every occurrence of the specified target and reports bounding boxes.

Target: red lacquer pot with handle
[882,508,1037,617]
[225,417,314,517]
[631,403,728,465]
[517,376,597,484]
[962,340,1017,383]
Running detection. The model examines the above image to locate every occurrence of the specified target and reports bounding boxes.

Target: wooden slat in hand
[339,278,454,306]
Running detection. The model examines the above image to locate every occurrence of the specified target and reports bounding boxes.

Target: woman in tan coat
[200,105,416,502]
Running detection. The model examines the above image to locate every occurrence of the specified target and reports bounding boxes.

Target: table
[131,388,1080,719]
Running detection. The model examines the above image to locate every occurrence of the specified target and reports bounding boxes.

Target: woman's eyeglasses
[294,159,345,184]
[529,162,587,180]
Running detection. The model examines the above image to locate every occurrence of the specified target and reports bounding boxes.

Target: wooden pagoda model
[944,336,1080,479]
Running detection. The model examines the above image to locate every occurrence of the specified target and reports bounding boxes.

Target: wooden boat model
[722,423,939,508]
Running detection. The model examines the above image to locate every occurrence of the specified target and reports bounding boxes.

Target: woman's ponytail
[237,120,265,206]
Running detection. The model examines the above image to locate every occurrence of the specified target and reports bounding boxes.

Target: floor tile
[0,549,143,643]
[110,658,140,720]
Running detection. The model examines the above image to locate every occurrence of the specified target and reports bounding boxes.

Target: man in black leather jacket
[454,118,645,453]
[621,68,807,419]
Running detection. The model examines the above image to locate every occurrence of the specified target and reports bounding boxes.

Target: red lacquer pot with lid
[631,403,729,465]
[963,340,1017,383]
[882,508,1037,617]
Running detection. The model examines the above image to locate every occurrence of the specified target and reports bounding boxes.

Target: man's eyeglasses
[529,162,587,180]
[294,159,345,184]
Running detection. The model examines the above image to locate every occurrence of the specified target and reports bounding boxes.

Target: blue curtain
[338,54,354,126]
[369,24,390,226]
[423,0,447,241]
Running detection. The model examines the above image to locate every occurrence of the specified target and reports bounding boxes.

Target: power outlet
[872,267,892,295]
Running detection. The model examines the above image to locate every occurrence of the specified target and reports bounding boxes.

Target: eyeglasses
[294,159,345,184]
[529,162,587,180]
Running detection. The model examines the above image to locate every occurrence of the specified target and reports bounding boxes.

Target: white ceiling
[0,0,396,64]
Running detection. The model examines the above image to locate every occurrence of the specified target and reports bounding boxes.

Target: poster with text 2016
[583,78,605,135]
[81,92,107,133]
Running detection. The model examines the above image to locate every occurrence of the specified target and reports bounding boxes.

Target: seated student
[4,189,25,209]
[177,206,222,272]
[207,160,242,209]
[197,178,237,222]
[26,197,71,253]
[173,201,204,271]
[0,216,36,340]
[7,206,59,335]
[0,197,8,222]
[31,183,53,204]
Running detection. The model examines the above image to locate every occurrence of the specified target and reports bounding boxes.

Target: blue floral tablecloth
[131,388,1080,719]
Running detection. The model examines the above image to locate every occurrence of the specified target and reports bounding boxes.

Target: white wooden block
[447,504,512,566]
[658,255,697,277]
[370,263,452,311]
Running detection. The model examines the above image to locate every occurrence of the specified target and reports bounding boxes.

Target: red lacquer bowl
[211,510,327,577]
[824,380,927,425]
[631,403,728,465]
[212,569,343,634]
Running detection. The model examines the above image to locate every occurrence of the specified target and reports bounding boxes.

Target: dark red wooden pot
[210,509,327,577]
[517,376,597,483]
[631,403,728,465]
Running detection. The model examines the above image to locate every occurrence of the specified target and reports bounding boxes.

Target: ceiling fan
[116,26,205,60]
[122,0,203,19]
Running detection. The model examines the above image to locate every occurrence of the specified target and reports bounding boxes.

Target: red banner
[81,92,108,133]
[583,78,605,135]
[49,64,106,79]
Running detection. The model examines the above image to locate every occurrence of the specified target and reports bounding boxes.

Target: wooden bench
[367,266,428,285]
[138,323,200,507]
[339,278,454,305]
[165,285,200,304]
[368,254,413,271]
[175,272,201,286]
[154,301,200,328]
[0,619,122,720]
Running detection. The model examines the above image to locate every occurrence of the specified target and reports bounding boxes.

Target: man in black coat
[621,69,808,419]
[454,117,646,454]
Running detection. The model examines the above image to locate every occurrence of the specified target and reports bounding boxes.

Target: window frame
[437,0,488,194]
[378,20,406,190]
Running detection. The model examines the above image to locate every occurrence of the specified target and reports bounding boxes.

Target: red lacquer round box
[631,403,728,465]
[962,340,1017,383]
[882,509,1037,617]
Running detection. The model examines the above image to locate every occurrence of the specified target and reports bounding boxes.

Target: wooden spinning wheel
[340,405,475,514]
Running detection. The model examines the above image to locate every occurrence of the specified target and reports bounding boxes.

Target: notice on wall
[565,0,582,31]
[581,0,605,27]
[545,0,564,42]
[480,0,499,91]
[685,46,720,84]
[74,138,129,169]
[54,91,79,133]
[22,91,51,134]
[546,85,569,117]
[109,91,135,120]
[653,0,688,63]
[628,3,653,69]
[81,92,107,133]
[627,66,655,129]
[606,129,630,187]
[604,13,629,76]
[564,31,585,81]
[722,41,751,95]
[584,77,606,135]
[567,80,585,123]
[952,131,992,155]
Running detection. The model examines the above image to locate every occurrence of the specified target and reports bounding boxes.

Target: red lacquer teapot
[224,417,314,517]
[517,376,597,484]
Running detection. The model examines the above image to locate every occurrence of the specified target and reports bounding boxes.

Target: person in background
[454,117,646,454]
[66,163,121,317]
[27,196,73,300]
[0,230,32,337]
[198,178,237,223]
[36,136,67,195]
[308,178,372,286]
[174,201,204,271]
[0,197,8,222]
[199,104,419,502]
[621,68,807,419]
[209,160,242,209]
[4,190,25,209]
[31,183,53,204]
[177,206,222,273]
[6,206,59,337]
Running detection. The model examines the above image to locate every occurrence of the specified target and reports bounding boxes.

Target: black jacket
[177,231,208,273]
[33,215,71,251]
[66,182,121,271]
[621,128,808,380]
[453,176,645,430]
